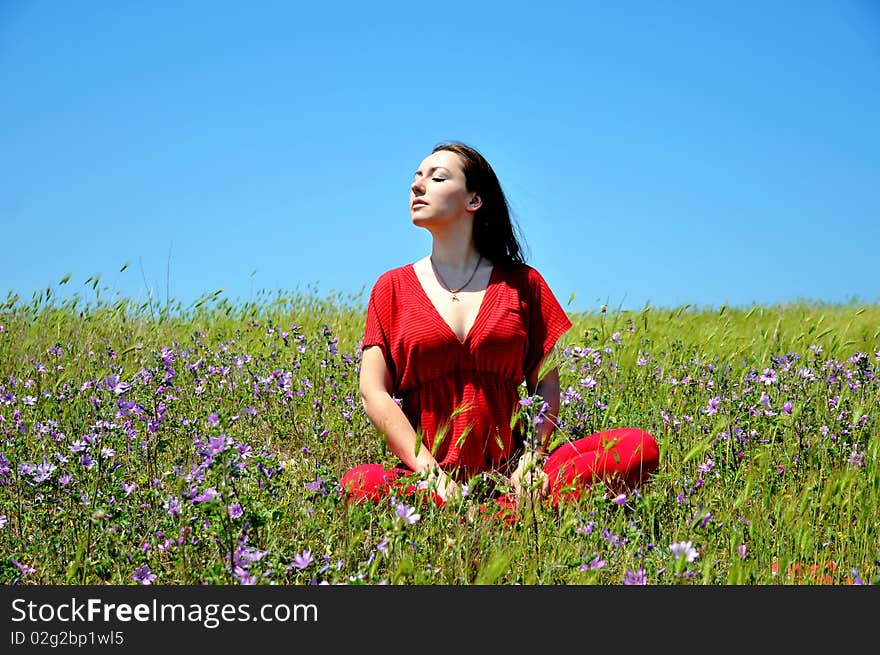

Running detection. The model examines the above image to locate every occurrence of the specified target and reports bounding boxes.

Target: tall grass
[1,289,877,585]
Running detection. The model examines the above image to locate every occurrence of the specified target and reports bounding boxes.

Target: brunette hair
[432,141,527,269]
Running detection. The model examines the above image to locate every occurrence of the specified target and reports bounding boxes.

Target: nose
[411,179,425,195]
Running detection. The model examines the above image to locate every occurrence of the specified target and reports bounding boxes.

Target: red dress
[361,262,572,479]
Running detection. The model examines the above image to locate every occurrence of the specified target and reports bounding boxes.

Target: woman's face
[410,150,480,228]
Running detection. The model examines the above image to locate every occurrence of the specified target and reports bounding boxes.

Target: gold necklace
[430,256,482,302]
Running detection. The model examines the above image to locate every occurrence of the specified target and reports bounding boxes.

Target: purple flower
[122,482,136,496]
[395,502,421,525]
[228,502,244,519]
[206,435,227,454]
[705,396,721,416]
[13,559,36,576]
[612,493,627,505]
[847,446,865,469]
[623,568,647,585]
[669,541,699,563]
[580,375,597,389]
[0,515,6,529]
[695,512,712,528]
[290,550,314,570]
[576,521,595,536]
[611,332,621,344]
[759,368,777,385]
[105,374,131,395]
[234,546,266,565]
[193,487,221,503]
[207,413,220,427]
[305,477,326,495]
[579,555,606,571]
[852,569,864,585]
[163,496,181,517]
[782,401,793,415]
[33,457,56,483]
[132,565,156,585]
[738,544,747,559]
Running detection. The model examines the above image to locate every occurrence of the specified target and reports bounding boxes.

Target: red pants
[341,428,659,508]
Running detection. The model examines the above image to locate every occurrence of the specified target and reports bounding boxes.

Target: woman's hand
[424,468,460,503]
[510,450,549,504]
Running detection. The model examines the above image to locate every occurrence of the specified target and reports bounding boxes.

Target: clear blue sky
[2,0,878,314]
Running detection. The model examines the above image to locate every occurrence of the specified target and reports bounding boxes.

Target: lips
[411,200,428,209]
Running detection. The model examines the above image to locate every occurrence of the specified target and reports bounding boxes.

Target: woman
[342,142,658,509]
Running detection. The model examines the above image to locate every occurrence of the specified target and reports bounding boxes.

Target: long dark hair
[432,141,527,269]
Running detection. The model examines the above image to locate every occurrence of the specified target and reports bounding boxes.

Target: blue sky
[1,1,878,314]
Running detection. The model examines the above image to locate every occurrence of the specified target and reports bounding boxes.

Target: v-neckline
[408,263,497,346]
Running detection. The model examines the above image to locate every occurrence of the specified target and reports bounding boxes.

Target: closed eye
[432,177,445,182]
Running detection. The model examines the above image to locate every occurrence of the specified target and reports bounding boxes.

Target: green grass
[1,289,877,585]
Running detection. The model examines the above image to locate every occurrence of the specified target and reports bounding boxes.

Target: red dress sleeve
[362,272,397,381]
[522,267,572,382]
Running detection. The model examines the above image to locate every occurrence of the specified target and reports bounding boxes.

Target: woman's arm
[359,345,458,500]
[510,350,562,499]
[525,349,562,456]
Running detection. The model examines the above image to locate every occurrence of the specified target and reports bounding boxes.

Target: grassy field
[1,288,878,585]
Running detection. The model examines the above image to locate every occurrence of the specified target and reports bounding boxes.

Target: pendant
[451,293,459,302]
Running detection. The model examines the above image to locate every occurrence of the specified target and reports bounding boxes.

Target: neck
[430,233,479,273]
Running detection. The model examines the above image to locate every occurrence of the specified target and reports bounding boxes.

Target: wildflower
[669,541,699,563]
[576,521,595,536]
[782,401,793,415]
[132,565,156,585]
[696,512,712,528]
[395,502,421,525]
[13,559,36,576]
[612,493,627,505]
[105,374,131,395]
[122,482,136,496]
[33,457,56,483]
[228,502,244,519]
[847,446,865,469]
[0,515,6,529]
[623,568,647,585]
[290,550,314,570]
[234,546,266,565]
[697,458,715,475]
[579,554,606,571]
[611,332,621,345]
[759,368,777,385]
[580,375,597,389]
[705,396,721,416]
[207,413,220,427]
[163,496,181,517]
[193,487,221,503]
[235,569,257,585]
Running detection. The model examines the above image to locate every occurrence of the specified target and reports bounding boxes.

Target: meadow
[1,287,878,585]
